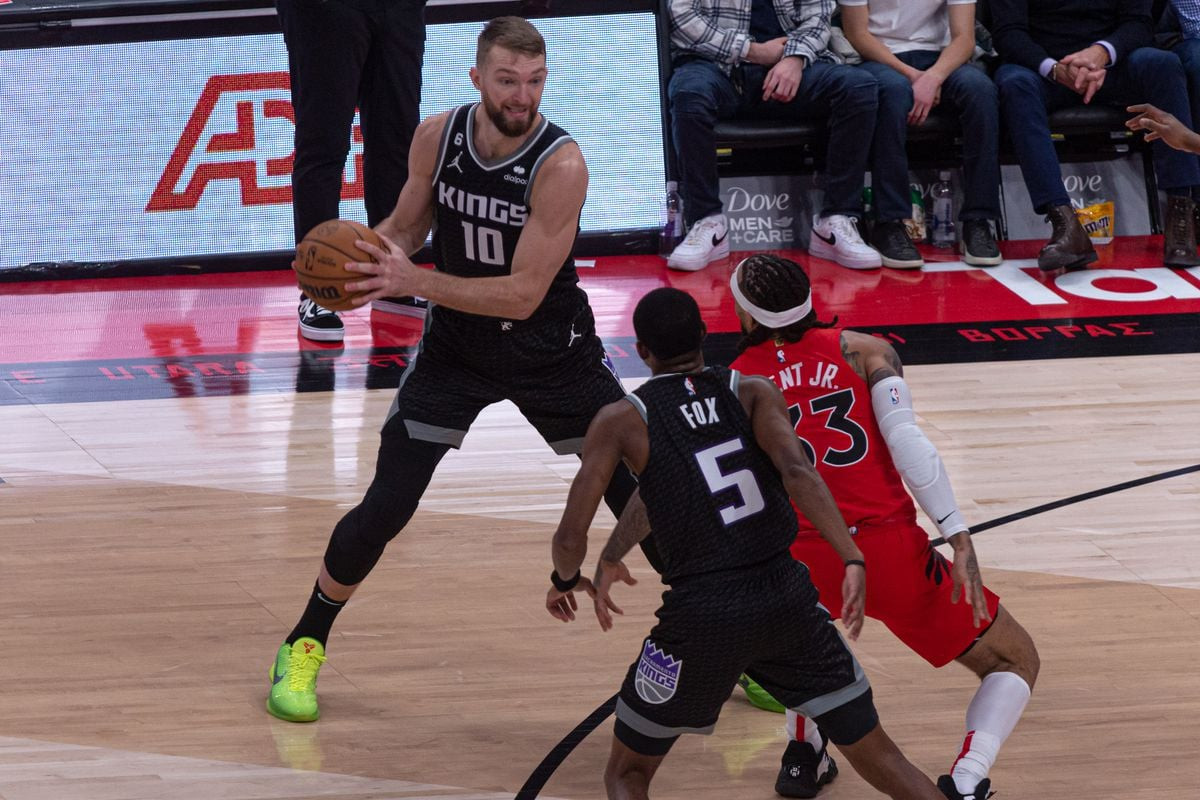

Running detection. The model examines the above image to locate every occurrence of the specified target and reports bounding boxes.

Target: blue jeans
[995,46,1200,212]
[1172,38,1200,128]
[858,51,1001,222]
[668,57,878,225]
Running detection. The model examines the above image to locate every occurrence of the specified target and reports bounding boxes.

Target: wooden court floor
[1,353,1198,799]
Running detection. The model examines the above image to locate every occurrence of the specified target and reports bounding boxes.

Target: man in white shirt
[841,0,1005,268]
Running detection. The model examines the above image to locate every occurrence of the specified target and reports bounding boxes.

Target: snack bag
[1075,200,1114,245]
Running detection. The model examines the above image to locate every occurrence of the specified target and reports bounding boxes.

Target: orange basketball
[293,219,382,312]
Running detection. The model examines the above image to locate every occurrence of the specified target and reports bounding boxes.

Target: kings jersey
[628,367,798,583]
[731,328,915,538]
[430,103,588,342]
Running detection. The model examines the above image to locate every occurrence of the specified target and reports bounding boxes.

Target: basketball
[293,218,382,312]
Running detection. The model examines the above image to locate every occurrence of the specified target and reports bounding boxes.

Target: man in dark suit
[991,0,1200,271]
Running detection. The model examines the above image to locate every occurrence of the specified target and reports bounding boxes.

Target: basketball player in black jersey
[544,288,945,799]
[266,16,642,723]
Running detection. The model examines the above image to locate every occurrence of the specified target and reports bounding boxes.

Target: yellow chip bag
[1075,201,1114,245]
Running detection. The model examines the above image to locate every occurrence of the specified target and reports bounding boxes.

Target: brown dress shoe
[1163,194,1200,267]
[1038,204,1097,272]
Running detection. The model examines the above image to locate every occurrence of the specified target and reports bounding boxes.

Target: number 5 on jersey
[695,438,766,525]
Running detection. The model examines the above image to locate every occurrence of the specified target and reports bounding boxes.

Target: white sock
[785,709,825,750]
[952,671,1032,793]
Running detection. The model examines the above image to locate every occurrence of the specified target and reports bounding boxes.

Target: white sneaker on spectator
[667,213,730,271]
[808,214,883,270]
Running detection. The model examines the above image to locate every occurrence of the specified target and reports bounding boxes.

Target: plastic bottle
[930,170,956,248]
[659,181,685,256]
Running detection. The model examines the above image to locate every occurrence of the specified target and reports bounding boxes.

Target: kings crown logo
[634,639,682,704]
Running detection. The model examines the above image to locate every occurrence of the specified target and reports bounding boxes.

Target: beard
[482,95,536,137]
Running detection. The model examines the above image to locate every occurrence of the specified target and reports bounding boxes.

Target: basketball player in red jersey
[726,254,1040,800]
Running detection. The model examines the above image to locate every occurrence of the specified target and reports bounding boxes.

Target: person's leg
[360,0,425,228]
[1172,38,1200,128]
[993,63,1096,271]
[277,0,368,339]
[1098,46,1200,266]
[826,716,944,800]
[938,62,1001,222]
[604,734,669,800]
[946,606,1039,797]
[857,55,924,268]
[667,59,740,227]
[780,62,883,269]
[277,0,368,245]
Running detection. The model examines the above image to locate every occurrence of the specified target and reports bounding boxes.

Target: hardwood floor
[1,353,1198,799]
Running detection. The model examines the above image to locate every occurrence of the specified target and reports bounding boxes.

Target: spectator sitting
[840,0,1003,268]
[664,0,884,272]
[990,0,1200,271]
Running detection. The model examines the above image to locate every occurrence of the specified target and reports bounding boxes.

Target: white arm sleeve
[870,376,968,538]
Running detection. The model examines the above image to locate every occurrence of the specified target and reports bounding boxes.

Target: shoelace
[829,216,864,246]
[287,649,327,691]
[682,220,721,246]
[301,299,336,318]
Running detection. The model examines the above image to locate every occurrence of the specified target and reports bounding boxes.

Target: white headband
[729,259,812,329]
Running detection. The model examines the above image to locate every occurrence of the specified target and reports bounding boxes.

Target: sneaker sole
[266,698,320,723]
[667,242,731,272]
[880,255,925,269]
[298,322,345,342]
[1038,250,1098,272]
[962,251,1003,267]
[809,238,882,270]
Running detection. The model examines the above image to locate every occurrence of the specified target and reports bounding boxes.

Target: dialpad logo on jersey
[148,72,366,212]
[635,639,682,704]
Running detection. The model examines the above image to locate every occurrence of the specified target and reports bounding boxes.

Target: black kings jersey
[628,367,798,584]
[430,103,588,339]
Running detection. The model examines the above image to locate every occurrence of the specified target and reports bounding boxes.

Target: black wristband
[551,569,581,592]
[844,559,866,570]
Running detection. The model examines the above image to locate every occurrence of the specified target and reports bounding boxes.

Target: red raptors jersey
[730,327,915,538]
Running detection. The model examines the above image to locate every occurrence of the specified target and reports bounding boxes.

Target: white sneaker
[808,214,882,270]
[667,214,730,271]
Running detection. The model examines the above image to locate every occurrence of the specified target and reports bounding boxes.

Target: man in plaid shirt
[664,0,887,272]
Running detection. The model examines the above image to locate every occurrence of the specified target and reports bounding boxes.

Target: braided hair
[733,254,837,354]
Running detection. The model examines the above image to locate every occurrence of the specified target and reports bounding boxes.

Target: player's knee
[966,611,1040,687]
[322,487,416,585]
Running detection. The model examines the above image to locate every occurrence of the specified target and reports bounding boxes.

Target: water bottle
[659,181,685,256]
[930,170,956,248]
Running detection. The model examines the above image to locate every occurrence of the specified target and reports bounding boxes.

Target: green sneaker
[737,673,786,714]
[267,638,326,722]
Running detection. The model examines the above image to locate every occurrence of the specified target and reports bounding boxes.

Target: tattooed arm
[588,489,647,631]
[839,329,904,388]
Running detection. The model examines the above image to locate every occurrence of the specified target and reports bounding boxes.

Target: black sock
[286,582,346,647]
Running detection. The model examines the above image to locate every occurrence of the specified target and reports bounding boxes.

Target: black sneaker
[870,220,924,269]
[371,296,428,318]
[961,219,1003,266]
[298,296,344,342]
[775,739,838,798]
[937,775,994,800]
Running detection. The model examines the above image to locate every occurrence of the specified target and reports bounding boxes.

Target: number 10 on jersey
[462,221,505,266]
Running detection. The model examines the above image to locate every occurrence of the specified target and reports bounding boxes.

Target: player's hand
[343,233,417,305]
[949,535,992,628]
[546,577,594,623]
[587,559,638,631]
[840,563,865,641]
[763,56,804,103]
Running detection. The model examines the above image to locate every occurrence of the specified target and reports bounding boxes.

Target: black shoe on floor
[298,297,345,342]
[937,774,994,800]
[870,220,924,269]
[371,296,428,317]
[961,219,1002,266]
[775,739,838,798]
